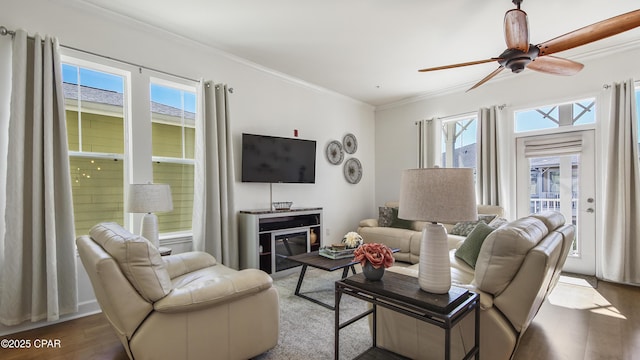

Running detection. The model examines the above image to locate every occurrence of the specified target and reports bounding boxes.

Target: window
[63,64,125,236]
[515,98,596,133]
[441,116,477,172]
[150,81,196,234]
[62,57,198,239]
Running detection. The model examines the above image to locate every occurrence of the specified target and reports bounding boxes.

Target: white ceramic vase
[418,223,451,294]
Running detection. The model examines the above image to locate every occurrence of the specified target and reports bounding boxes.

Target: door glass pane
[528,154,580,256]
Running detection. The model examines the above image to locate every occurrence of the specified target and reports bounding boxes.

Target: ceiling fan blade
[418,58,499,72]
[466,66,505,92]
[527,56,584,76]
[537,9,640,56]
[504,9,529,52]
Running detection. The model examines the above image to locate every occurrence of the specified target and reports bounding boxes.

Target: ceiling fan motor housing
[498,45,539,73]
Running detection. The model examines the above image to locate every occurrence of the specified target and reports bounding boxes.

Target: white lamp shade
[127,184,173,214]
[398,168,477,223]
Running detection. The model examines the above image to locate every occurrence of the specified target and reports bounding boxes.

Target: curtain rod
[0,26,15,37]
[1,25,199,83]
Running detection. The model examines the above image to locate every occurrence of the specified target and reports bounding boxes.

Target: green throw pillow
[390,208,413,230]
[455,222,495,268]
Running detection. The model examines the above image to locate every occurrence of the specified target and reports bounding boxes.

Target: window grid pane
[70,157,124,235]
[441,117,477,171]
[153,162,194,233]
[63,64,125,235]
[150,83,197,233]
[516,99,596,132]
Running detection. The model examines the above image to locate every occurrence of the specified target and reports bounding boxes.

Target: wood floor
[1,275,638,360]
[514,275,640,360]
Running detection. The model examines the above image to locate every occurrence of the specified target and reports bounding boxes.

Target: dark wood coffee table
[287,250,358,310]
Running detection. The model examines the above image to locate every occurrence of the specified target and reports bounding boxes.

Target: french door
[516,130,596,275]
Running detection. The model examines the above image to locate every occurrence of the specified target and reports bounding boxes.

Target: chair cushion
[90,222,172,302]
[455,221,496,268]
[474,217,548,296]
[531,211,565,232]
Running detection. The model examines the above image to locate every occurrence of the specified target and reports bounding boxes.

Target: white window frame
[61,50,197,245]
[149,76,197,240]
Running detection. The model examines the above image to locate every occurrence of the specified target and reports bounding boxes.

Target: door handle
[586,208,594,213]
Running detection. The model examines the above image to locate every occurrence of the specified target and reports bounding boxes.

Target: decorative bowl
[272,201,293,210]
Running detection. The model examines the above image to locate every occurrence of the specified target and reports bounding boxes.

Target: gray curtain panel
[602,79,640,284]
[0,30,78,325]
[192,82,238,269]
[476,106,501,206]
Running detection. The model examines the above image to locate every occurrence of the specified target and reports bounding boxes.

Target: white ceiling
[80,0,640,106]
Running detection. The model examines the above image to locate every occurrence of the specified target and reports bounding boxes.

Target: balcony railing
[529,198,578,214]
[529,197,579,254]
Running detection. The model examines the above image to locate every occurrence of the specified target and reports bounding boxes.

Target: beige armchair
[77,222,279,360]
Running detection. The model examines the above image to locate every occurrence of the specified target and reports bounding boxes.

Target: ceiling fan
[418,0,640,91]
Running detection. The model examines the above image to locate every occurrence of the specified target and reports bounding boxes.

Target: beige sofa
[374,211,575,360]
[76,222,279,360]
[357,202,505,264]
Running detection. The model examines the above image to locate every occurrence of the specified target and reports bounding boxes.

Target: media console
[238,208,323,275]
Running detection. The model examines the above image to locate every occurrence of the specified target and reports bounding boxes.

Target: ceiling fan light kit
[418,0,640,91]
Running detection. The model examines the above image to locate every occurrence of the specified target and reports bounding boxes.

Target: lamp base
[418,223,451,294]
[140,213,159,248]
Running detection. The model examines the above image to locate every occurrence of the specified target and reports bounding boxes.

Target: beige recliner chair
[77,222,279,360]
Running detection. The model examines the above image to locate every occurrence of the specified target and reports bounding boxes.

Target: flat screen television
[241,133,316,183]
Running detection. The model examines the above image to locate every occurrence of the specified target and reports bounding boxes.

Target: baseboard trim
[0,299,101,336]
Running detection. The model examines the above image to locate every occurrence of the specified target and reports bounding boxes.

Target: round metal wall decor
[343,158,362,184]
[326,140,344,165]
[343,133,358,154]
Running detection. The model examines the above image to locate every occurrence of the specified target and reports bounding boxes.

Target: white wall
[374,45,640,208]
[0,0,375,334]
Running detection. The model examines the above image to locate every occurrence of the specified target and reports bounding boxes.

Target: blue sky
[62,64,196,113]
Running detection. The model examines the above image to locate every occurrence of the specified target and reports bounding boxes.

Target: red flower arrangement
[353,243,395,269]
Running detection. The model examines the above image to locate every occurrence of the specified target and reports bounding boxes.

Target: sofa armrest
[153,269,273,313]
[359,218,378,227]
[163,251,217,279]
[455,284,494,310]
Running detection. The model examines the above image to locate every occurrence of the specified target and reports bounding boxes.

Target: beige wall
[0,0,375,335]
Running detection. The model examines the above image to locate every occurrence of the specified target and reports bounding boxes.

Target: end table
[335,271,479,360]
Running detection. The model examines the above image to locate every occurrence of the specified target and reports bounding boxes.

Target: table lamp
[126,183,173,248]
[398,168,477,294]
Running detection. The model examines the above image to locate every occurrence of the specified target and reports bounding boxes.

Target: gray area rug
[254,266,372,360]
